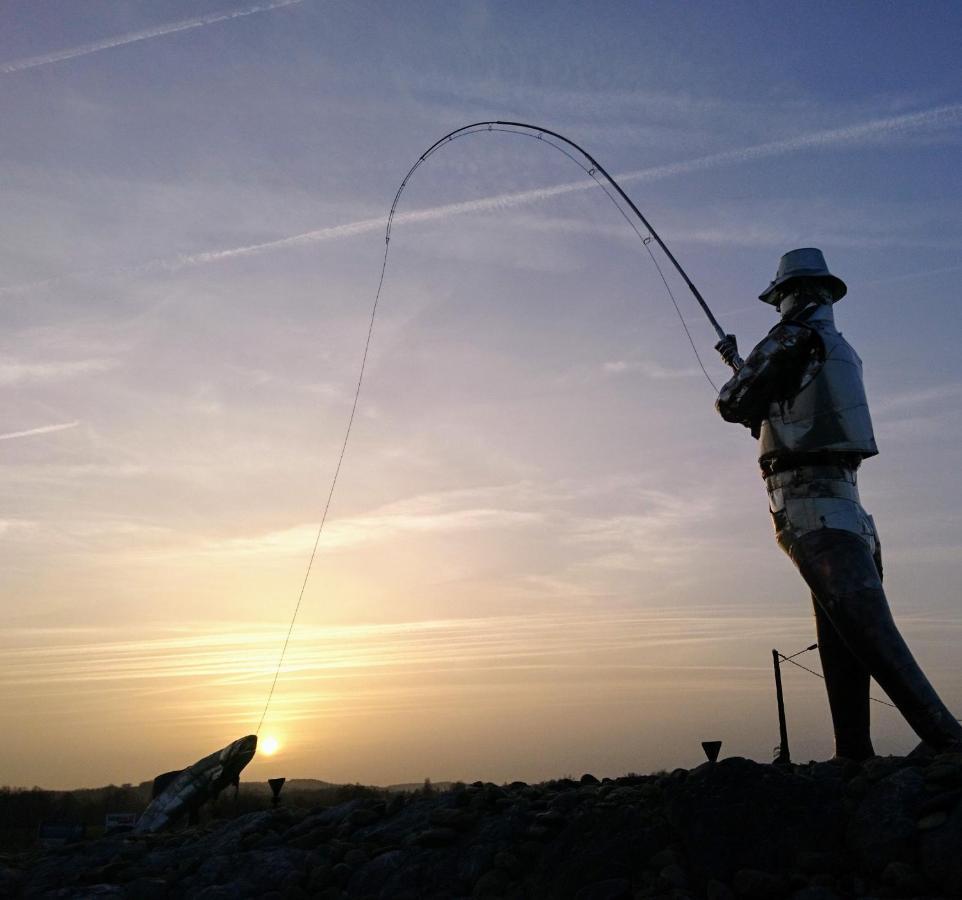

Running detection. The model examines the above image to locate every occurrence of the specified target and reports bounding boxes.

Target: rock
[848,766,926,872]
[667,757,845,884]
[494,851,522,878]
[473,868,509,897]
[344,807,380,829]
[916,810,948,830]
[843,775,869,799]
[923,760,962,787]
[191,888,243,900]
[344,849,406,896]
[123,877,169,900]
[732,868,786,899]
[659,863,688,889]
[429,807,475,829]
[790,889,840,900]
[289,825,336,849]
[861,756,904,782]
[706,879,735,900]
[307,864,334,891]
[917,788,961,815]
[0,867,22,898]
[793,851,843,876]
[880,860,928,894]
[605,786,643,804]
[342,848,369,866]
[412,826,459,847]
[649,848,680,869]
[18,755,962,900]
[919,792,962,893]
[573,878,632,900]
[534,810,564,827]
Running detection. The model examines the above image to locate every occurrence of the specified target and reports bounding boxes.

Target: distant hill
[241,778,455,795]
[240,778,337,795]
[384,781,454,794]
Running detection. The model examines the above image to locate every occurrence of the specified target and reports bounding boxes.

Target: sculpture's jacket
[716,304,877,466]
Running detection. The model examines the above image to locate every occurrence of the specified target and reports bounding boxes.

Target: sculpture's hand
[715,334,743,370]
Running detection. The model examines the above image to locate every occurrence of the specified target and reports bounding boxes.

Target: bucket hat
[759,247,847,304]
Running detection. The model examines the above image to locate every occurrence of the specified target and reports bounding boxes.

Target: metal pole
[772,649,791,764]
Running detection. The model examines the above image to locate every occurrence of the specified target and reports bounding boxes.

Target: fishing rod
[391,121,728,343]
[255,121,729,733]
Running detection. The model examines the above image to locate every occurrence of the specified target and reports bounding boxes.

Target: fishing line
[255,121,726,732]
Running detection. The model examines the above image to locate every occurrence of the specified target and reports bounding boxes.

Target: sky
[1,0,961,790]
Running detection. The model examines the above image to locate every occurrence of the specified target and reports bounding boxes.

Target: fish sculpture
[135,734,257,833]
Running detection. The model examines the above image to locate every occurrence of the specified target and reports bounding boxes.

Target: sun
[260,735,280,756]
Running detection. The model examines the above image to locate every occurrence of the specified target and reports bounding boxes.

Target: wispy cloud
[0,0,304,75]
[603,360,702,379]
[143,102,962,267]
[201,490,543,558]
[873,382,962,415]
[0,609,806,709]
[0,421,79,442]
[862,263,962,285]
[0,358,116,385]
[2,103,960,296]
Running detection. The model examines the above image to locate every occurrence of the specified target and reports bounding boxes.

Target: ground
[5,753,962,898]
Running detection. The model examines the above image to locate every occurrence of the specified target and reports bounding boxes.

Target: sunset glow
[1,2,960,792]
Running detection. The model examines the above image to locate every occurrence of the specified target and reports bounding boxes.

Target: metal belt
[765,465,860,501]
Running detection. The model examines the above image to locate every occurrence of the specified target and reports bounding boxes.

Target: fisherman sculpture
[714,248,962,760]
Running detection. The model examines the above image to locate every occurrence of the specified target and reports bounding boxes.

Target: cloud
[873,382,962,415]
[862,263,962,286]
[3,103,960,296]
[153,102,962,266]
[603,360,702,379]
[201,499,543,558]
[0,0,304,75]
[0,608,807,697]
[0,358,116,386]
[0,421,79,442]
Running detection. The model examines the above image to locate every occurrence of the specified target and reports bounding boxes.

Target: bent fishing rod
[255,120,731,733]
[390,120,729,343]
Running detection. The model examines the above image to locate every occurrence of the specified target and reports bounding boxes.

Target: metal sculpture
[715,248,962,759]
[135,735,257,833]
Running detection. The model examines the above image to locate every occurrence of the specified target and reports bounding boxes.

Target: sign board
[105,812,139,831]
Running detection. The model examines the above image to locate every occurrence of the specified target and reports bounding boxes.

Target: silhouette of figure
[714,248,962,760]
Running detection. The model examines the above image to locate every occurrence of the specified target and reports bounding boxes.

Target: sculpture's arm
[715,321,819,433]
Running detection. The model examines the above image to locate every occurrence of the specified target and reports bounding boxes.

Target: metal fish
[134,734,257,833]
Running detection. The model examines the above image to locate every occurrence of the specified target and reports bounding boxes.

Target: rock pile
[5,752,962,898]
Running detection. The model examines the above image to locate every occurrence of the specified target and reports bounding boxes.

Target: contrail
[0,422,79,442]
[2,103,960,295]
[141,102,962,270]
[862,262,962,286]
[0,0,304,75]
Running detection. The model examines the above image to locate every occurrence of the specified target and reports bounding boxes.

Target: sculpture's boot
[812,596,875,760]
[791,529,962,751]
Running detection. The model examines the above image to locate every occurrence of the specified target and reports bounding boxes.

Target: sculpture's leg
[811,591,875,760]
[791,528,962,751]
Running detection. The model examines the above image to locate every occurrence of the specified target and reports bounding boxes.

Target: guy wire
[779,650,902,713]
[255,122,724,732]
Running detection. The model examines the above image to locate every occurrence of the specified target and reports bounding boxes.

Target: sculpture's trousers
[766,466,962,759]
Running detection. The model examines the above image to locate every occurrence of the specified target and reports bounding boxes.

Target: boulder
[847,766,926,872]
